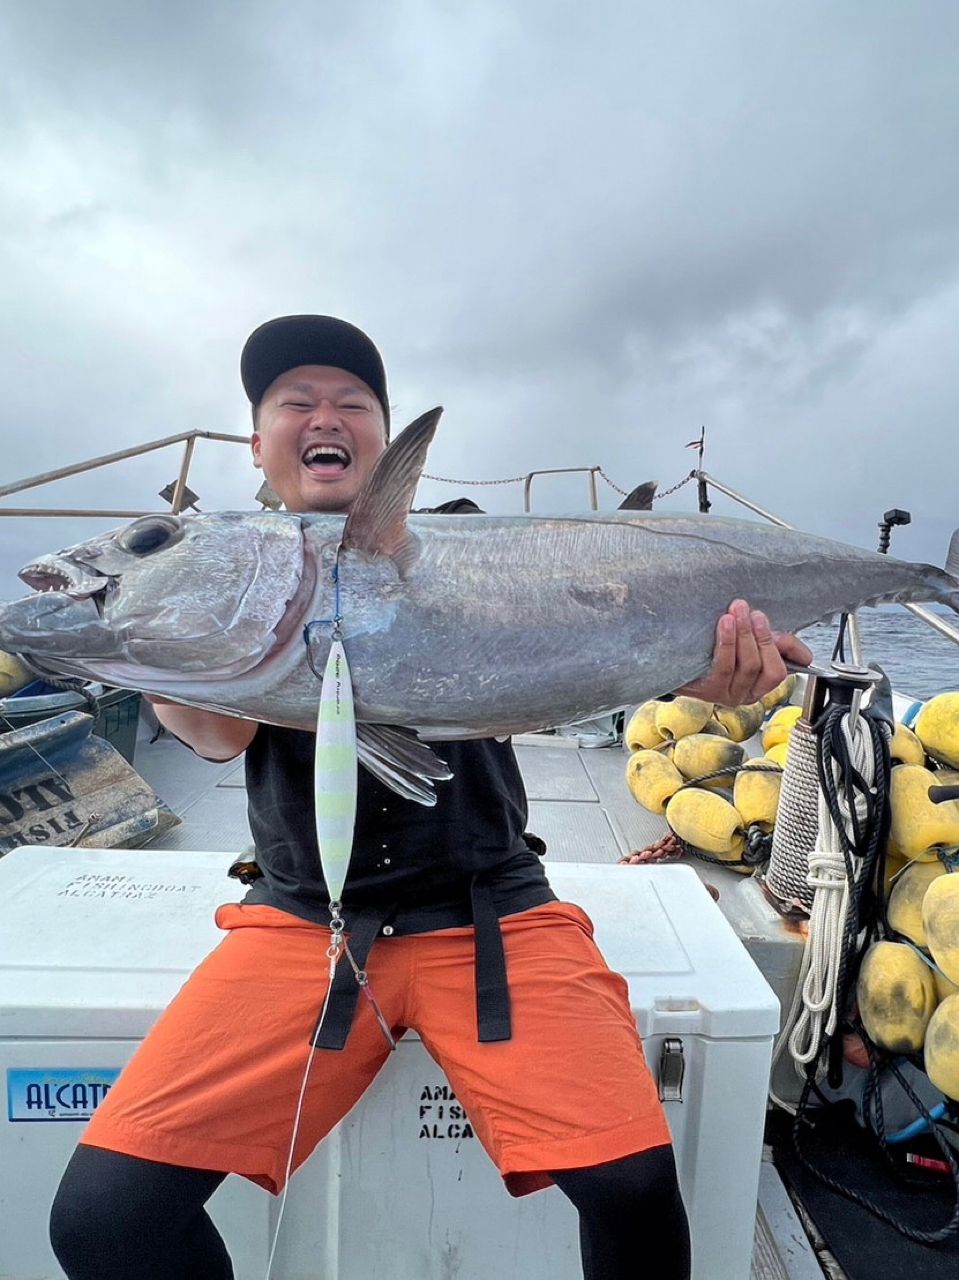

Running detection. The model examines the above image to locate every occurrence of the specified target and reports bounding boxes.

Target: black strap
[311,905,394,1050]
[470,876,512,1042]
[309,883,515,1049]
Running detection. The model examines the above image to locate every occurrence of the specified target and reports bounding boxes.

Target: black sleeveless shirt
[242,726,556,932]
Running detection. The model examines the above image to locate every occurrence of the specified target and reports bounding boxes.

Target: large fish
[1,409,957,802]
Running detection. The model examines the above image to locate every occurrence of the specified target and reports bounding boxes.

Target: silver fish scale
[1,510,957,747]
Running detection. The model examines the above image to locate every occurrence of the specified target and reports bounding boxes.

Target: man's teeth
[303,445,349,466]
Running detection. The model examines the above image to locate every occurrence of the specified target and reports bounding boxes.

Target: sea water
[801,608,959,701]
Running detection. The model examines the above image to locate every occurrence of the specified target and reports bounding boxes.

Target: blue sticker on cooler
[7,1068,122,1122]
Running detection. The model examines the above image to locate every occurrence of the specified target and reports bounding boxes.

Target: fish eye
[117,516,184,557]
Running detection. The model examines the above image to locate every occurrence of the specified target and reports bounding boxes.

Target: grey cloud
[1,0,958,603]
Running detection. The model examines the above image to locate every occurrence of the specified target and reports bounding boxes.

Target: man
[50,316,812,1280]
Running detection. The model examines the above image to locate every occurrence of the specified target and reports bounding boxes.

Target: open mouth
[302,443,352,472]
[19,558,110,602]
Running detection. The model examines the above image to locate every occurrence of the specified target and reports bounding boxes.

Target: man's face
[251,365,387,514]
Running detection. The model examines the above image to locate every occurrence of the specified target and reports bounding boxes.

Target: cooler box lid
[0,849,778,1039]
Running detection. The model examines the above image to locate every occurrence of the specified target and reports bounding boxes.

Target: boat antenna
[686,427,709,513]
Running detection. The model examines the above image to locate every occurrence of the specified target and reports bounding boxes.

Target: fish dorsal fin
[618,481,658,511]
[341,407,442,573]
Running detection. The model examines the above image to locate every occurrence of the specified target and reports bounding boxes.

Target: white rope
[770,712,878,1104]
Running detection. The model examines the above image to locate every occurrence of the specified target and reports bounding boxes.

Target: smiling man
[50,314,810,1280]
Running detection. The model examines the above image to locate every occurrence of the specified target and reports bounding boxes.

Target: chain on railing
[419,472,528,487]
[420,467,697,503]
[655,472,697,500]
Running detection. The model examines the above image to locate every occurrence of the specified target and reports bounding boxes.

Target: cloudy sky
[1,1,957,606]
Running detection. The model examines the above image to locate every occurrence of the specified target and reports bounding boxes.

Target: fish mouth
[19,557,110,601]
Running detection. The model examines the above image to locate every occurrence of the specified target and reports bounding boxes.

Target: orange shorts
[82,899,671,1196]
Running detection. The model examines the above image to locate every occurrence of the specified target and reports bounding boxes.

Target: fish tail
[945,529,959,581]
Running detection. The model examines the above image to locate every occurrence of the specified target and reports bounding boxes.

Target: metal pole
[0,508,162,518]
[902,602,959,647]
[523,467,604,513]
[170,437,198,514]
[0,430,250,501]
[694,471,792,527]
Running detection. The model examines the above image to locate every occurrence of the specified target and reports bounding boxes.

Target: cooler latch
[658,1038,685,1102]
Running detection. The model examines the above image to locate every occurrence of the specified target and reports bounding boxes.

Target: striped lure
[314,635,358,906]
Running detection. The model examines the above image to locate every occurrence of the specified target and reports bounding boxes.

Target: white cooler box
[0,848,778,1280]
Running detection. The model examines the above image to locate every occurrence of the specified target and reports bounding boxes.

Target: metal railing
[695,469,959,651]
[0,430,250,517]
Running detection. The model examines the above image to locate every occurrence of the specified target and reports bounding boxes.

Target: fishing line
[264,548,393,1279]
[1,656,103,795]
[0,709,82,797]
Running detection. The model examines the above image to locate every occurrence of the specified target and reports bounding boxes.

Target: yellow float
[924,994,959,1101]
[672,734,744,791]
[888,765,959,861]
[625,750,685,815]
[665,788,746,864]
[921,873,959,985]
[914,692,959,769]
[886,859,948,947]
[762,705,802,752]
[654,696,714,742]
[857,940,937,1054]
[733,760,782,831]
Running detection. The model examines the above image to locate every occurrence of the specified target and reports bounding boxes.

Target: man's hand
[678,599,813,706]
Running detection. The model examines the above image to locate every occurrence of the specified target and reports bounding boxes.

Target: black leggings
[51,1142,690,1280]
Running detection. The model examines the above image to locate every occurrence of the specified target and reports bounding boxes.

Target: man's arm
[146,697,258,761]
[679,599,813,706]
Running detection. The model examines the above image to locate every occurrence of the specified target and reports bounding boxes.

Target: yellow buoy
[672,734,744,791]
[625,750,685,815]
[762,705,802,751]
[914,692,959,769]
[857,940,937,1054]
[654,696,714,742]
[889,722,926,767]
[714,701,766,743]
[921,873,959,985]
[760,673,798,711]
[886,859,948,947]
[733,760,782,831]
[0,650,33,698]
[764,741,791,769]
[665,788,745,862]
[924,994,959,1101]
[624,702,664,751]
[888,765,959,861]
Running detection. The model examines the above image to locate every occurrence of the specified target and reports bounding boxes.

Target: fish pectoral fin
[341,407,443,575]
[356,722,453,806]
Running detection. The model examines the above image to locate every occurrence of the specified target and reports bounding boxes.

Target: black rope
[668,761,781,869]
[792,1037,959,1245]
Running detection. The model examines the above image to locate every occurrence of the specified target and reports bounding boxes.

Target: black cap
[240,315,390,429]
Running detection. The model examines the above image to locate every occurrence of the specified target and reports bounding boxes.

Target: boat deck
[135,722,827,1280]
